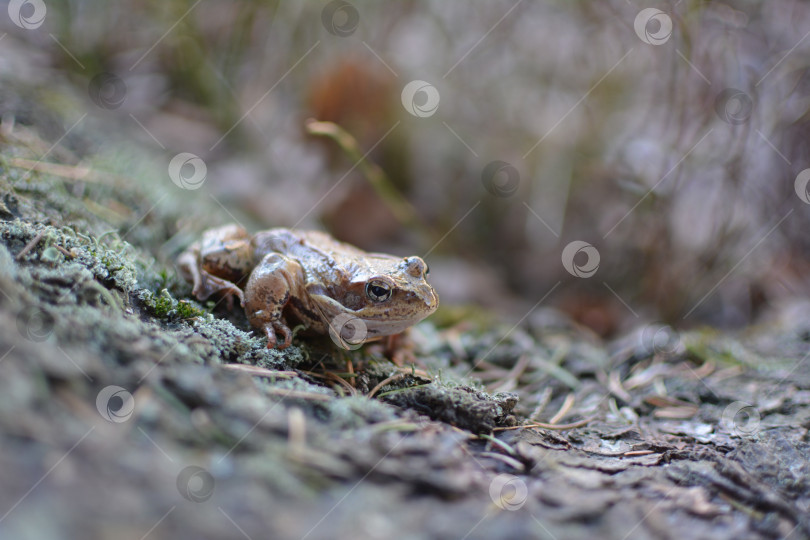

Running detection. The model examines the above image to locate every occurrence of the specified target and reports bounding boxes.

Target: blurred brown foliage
[2,0,810,334]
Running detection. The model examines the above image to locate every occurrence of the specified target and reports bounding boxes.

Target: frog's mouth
[309,294,433,342]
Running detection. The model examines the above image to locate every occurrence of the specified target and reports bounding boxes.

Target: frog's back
[291,230,404,270]
[251,228,401,280]
[251,228,372,265]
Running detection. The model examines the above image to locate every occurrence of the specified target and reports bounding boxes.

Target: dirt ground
[1,101,810,540]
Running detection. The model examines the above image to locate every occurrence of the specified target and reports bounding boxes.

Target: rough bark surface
[1,101,809,540]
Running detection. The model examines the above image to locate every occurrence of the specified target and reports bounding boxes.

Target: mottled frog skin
[178,225,438,350]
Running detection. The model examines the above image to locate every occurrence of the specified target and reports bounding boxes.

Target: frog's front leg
[244,253,306,349]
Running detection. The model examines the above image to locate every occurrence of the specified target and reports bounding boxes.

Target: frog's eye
[366,279,392,302]
[403,256,428,278]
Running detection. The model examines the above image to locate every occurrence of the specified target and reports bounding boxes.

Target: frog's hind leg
[178,224,252,308]
[244,253,304,349]
[177,247,246,308]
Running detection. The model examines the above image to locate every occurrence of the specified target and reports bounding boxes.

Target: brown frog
[178,225,438,350]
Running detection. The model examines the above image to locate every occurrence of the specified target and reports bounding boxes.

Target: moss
[137,288,209,321]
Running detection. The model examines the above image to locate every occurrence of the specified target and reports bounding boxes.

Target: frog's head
[308,255,438,345]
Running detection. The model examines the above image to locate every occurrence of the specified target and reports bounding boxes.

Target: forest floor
[1,92,809,540]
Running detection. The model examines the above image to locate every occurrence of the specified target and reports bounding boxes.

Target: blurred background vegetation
[2,0,809,336]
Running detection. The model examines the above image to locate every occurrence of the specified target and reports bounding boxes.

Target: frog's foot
[260,318,292,350]
[385,333,420,367]
[178,250,245,308]
[193,273,244,308]
[390,348,413,367]
[221,289,241,311]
